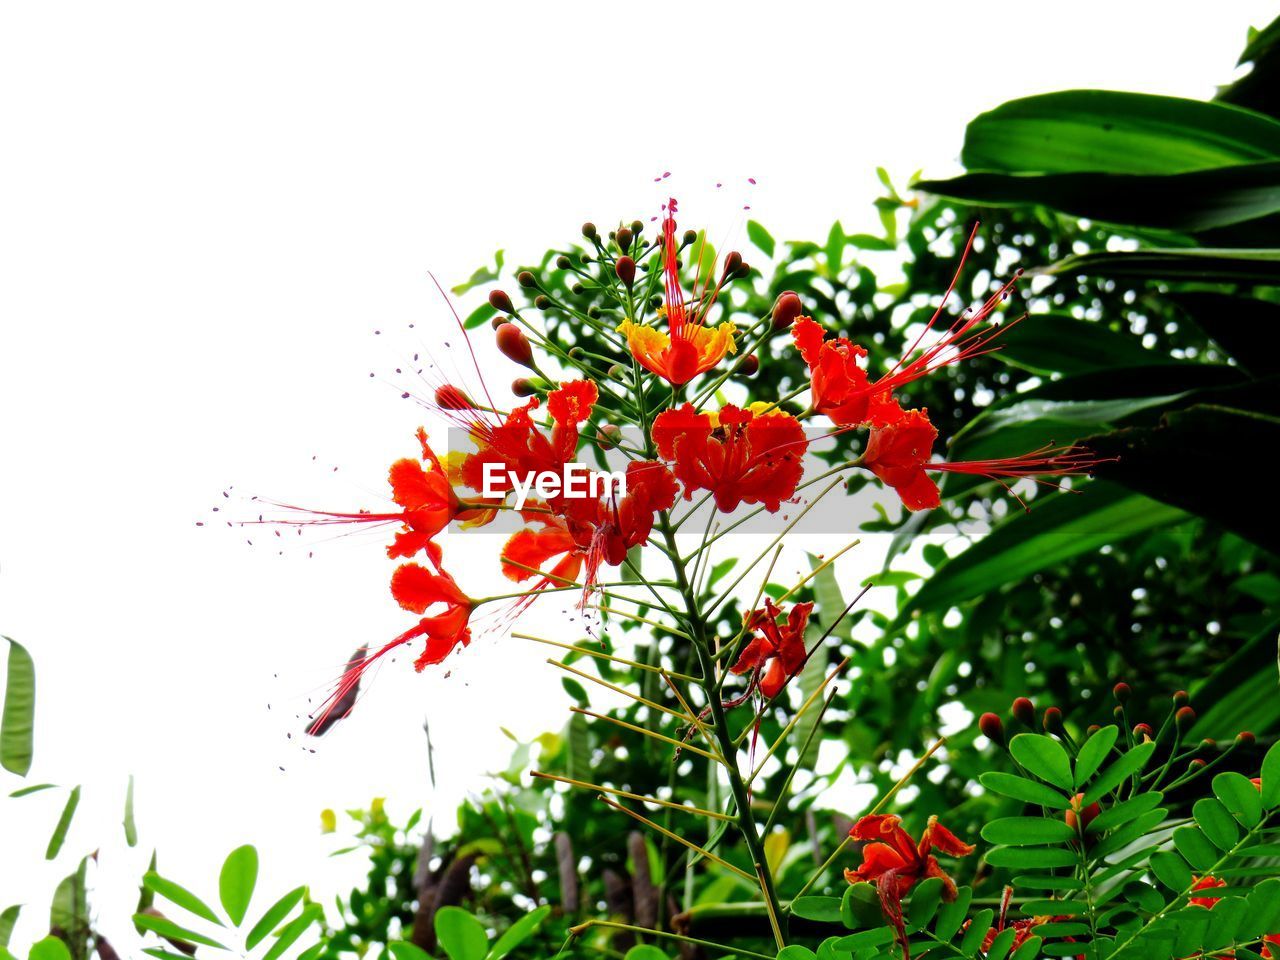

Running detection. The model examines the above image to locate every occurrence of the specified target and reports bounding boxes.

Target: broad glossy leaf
[981,817,1076,846]
[1172,826,1219,872]
[985,846,1077,869]
[1,637,35,777]
[960,908,993,956]
[434,906,488,960]
[1193,798,1241,850]
[919,162,1280,231]
[490,905,550,960]
[907,876,945,928]
[984,314,1162,377]
[1087,791,1164,833]
[1082,741,1157,806]
[388,945,432,960]
[1047,247,1280,282]
[960,91,1280,175]
[979,771,1070,808]
[897,484,1187,621]
[1074,725,1119,787]
[1169,292,1280,376]
[1213,772,1264,828]
[790,896,843,923]
[1262,740,1280,807]
[219,845,258,926]
[28,939,72,960]
[1009,734,1074,791]
[1149,851,1193,892]
[143,872,222,926]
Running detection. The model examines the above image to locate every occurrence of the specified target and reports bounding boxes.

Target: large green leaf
[895,482,1187,622]
[1219,15,1280,119]
[489,905,551,960]
[918,161,1280,231]
[219,845,258,926]
[434,907,488,960]
[960,91,1280,175]
[987,314,1167,377]
[1,637,35,777]
[1085,403,1280,551]
[1046,247,1280,282]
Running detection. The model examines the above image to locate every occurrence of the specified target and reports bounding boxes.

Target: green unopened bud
[596,424,622,449]
[582,222,597,240]
[534,294,552,310]
[587,305,602,319]
[517,270,537,289]
[607,364,625,379]
[556,255,572,270]
[568,347,585,359]
[682,229,697,247]
[1173,690,1190,708]
[630,219,644,235]
[512,377,540,397]
[571,283,584,294]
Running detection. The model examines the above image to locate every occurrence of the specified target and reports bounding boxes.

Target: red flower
[501,513,585,588]
[793,226,1019,426]
[792,317,903,428]
[844,814,975,900]
[861,408,942,512]
[1263,934,1280,959]
[730,598,815,699]
[652,403,808,513]
[389,555,476,669]
[1189,875,1227,909]
[617,199,737,385]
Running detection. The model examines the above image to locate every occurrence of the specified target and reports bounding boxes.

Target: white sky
[1,2,1272,953]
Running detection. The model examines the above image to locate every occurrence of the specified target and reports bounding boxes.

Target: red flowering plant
[241,196,1279,960]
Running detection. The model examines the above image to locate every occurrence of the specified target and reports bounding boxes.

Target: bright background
[1,2,1272,951]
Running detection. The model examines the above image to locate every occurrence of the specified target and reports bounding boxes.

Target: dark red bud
[1175,706,1196,731]
[490,316,506,330]
[734,260,751,279]
[682,229,697,247]
[534,294,552,310]
[1173,690,1190,707]
[979,712,1005,746]
[495,322,534,367]
[615,256,636,288]
[1237,731,1256,745]
[517,270,537,288]
[740,355,760,376]
[721,251,743,279]
[1043,707,1064,734]
[1087,724,1101,737]
[1011,697,1035,727]
[434,384,473,410]
[771,291,803,330]
[1134,723,1155,741]
[1065,794,1100,832]
[488,289,514,314]
[1189,758,1207,769]
[1113,682,1131,704]
[616,227,633,253]
[556,255,572,270]
[582,222,597,240]
[512,377,539,398]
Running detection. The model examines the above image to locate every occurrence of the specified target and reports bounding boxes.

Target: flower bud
[1011,697,1035,727]
[512,377,539,398]
[495,322,534,367]
[1113,706,1125,722]
[556,255,572,270]
[734,260,751,279]
[721,251,743,280]
[1134,723,1155,741]
[1173,690,1190,708]
[1043,707,1064,734]
[571,283,585,294]
[434,384,473,410]
[1237,731,1256,745]
[1176,706,1196,731]
[1189,758,1207,770]
[607,364,626,379]
[616,226,633,253]
[739,354,760,377]
[1113,682,1131,704]
[488,289,515,314]
[517,270,537,289]
[491,316,507,330]
[630,219,644,235]
[567,346,585,359]
[596,424,622,449]
[1087,724,1101,737]
[534,294,552,310]
[615,256,636,288]
[1199,738,1216,753]
[682,229,697,247]
[587,305,602,319]
[582,222,597,240]
[979,712,1005,746]
[771,291,803,331]
[1065,794,1100,833]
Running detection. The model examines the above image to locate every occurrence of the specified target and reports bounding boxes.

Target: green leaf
[935,887,973,942]
[143,872,223,926]
[463,303,497,330]
[841,882,883,930]
[450,250,504,296]
[1149,851,1193,892]
[560,677,588,706]
[984,846,1078,869]
[747,220,775,258]
[897,484,1187,621]
[791,896,843,923]
[1087,791,1164,833]
[960,908,994,957]
[0,906,19,949]
[1011,934,1043,960]
[133,913,229,950]
[1,637,35,777]
[917,162,1280,231]
[1082,741,1158,806]
[986,928,1018,960]
[9,783,56,798]
[219,845,258,926]
[124,775,137,848]
[834,928,895,951]
[960,91,1280,175]
[705,558,738,591]
[260,904,321,960]
[1074,726,1119,787]
[981,314,1161,377]
[907,876,945,928]
[1172,825,1219,872]
[245,886,306,950]
[777,947,817,960]
[50,858,88,946]
[1009,734,1074,791]
[623,948,670,960]
[388,945,432,960]
[979,771,1070,808]
[489,905,550,960]
[1047,247,1280,283]
[28,939,72,960]
[1213,772,1264,828]
[434,906,488,960]
[1261,740,1280,807]
[981,817,1076,846]
[45,786,80,860]
[1192,797,1240,851]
